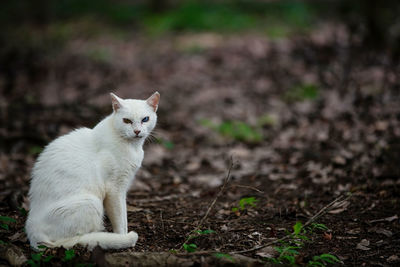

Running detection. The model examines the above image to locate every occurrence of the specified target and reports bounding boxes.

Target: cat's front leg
[104,193,128,234]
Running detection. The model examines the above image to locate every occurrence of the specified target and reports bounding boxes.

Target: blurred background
[0,1,400,264]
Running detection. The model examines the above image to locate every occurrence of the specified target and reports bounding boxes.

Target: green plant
[183,228,215,253]
[18,207,28,216]
[0,216,16,230]
[268,222,339,266]
[195,229,215,235]
[183,243,197,253]
[232,197,258,213]
[28,146,43,155]
[63,249,75,261]
[271,243,300,265]
[284,84,319,102]
[156,138,174,150]
[310,223,328,231]
[308,254,340,266]
[27,249,54,267]
[187,229,215,241]
[201,119,263,143]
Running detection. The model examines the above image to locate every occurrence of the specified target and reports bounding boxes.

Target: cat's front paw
[127,231,138,247]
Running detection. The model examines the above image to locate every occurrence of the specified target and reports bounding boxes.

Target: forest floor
[0,23,400,266]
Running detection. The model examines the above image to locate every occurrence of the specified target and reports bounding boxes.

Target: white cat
[25,92,160,250]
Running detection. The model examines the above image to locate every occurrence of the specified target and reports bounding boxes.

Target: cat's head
[110,92,160,142]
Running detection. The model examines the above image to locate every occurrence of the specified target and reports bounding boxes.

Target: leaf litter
[0,22,400,266]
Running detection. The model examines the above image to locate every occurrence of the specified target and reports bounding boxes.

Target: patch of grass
[201,119,263,143]
[284,84,319,102]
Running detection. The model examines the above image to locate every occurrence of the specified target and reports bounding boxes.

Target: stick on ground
[180,159,234,250]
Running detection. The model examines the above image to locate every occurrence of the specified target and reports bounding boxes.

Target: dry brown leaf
[323,232,332,240]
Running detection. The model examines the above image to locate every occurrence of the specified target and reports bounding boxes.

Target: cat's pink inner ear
[110,93,123,111]
[146,92,160,112]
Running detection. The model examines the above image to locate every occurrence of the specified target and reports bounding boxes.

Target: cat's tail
[41,231,138,250]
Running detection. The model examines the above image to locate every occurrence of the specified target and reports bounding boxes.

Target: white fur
[26,92,160,250]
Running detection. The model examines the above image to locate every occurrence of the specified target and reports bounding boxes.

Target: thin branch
[180,158,234,250]
[230,193,353,254]
[229,184,264,193]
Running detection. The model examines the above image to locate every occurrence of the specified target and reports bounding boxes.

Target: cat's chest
[101,147,144,185]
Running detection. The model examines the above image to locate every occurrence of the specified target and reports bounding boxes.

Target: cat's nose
[134,130,141,135]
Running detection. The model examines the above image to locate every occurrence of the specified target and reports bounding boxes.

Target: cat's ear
[146,91,160,112]
[110,93,124,111]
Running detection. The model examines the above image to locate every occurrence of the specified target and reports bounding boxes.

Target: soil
[0,24,399,266]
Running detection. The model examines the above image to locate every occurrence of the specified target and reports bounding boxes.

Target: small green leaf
[0,224,9,230]
[43,255,54,262]
[31,253,42,261]
[27,259,40,267]
[0,216,16,223]
[19,207,28,216]
[183,243,197,253]
[196,229,215,235]
[238,197,258,210]
[28,146,43,155]
[293,221,303,236]
[308,260,324,267]
[319,253,340,263]
[311,223,328,231]
[37,245,47,249]
[63,249,75,261]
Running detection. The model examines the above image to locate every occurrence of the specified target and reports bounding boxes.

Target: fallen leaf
[333,155,346,165]
[127,206,143,212]
[369,214,398,223]
[323,232,332,240]
[346,228,360,235]
[387,255,400,263]
[8,232,27,242]
[256,246,279,258]
[356,239,370,250]
[375,228,393,237]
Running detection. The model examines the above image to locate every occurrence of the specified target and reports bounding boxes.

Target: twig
[160,210,165,236]
[230,193,353,254]
[180,159,234,250]
[229,184,264,193]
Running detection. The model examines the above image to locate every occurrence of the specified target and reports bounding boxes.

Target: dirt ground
[0,23,400,266]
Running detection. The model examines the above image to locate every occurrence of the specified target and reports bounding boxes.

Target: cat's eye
[123,118,132,124]
[142,116,149,123]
